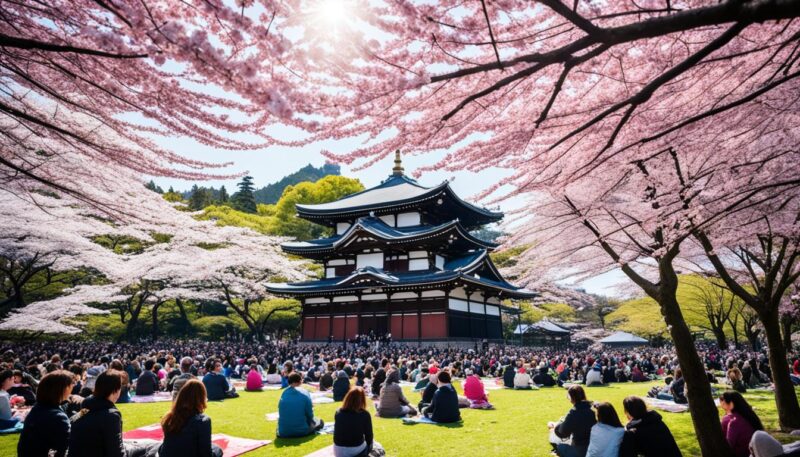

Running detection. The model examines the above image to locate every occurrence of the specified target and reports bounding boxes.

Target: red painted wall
[421,312,446,338]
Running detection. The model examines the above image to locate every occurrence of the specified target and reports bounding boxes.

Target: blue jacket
[587,423,625,457]
[428,384,460,423]
[159,414,215,457]
[277,387,315,437]
[17,403,70,457]
[202,372,230,401]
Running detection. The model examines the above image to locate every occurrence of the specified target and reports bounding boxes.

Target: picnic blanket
[0,421,24,434]
[122,424,271,457]
[401,416,452,425]
[317,423,335,435]
[232,381,283,391]
[310,391,334,404]
[129,392,172,403]
[644,398,689,413]
[265,412,280,421]
[481,379,502,391]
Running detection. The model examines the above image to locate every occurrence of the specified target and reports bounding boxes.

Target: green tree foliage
[607,274,752,342]
[162,190,184,203]
[193,316,242,340]
[90,234,150,254]
[219,185,229,203]
[231,176,257,213]
[188,185,214,210]
[272,175,364,239]
[145,180,164,194]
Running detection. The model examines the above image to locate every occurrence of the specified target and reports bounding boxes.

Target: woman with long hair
[159,379,222,457]
[586,402,625,457]
[719,391,764,457]
[333,387,384,457]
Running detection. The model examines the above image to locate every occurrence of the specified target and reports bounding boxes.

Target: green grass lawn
[2,381,798,457]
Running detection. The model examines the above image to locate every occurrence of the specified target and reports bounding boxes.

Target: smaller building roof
[599,331,648,344]
[513,320,571,335]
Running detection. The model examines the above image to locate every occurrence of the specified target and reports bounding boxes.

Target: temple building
[266,152,535,342]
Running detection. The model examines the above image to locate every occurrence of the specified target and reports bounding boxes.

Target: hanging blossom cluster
[0,173,307,334]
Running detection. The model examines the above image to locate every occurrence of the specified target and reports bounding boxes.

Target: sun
[314,0,349,27]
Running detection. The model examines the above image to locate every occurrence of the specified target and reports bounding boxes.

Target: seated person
[631,365,649,383]
[585,363,604,386]
[68,370,153,457]
[463,369,493,409]
[503,363,517,389]
[621,396,682,457]
[418,372,438,411]
[170,357,196,399]
[320,366,335,392]
[413,367,430,391]
[134,359,159,396]
[749,430,800,457]
[422,370,460,423]
[246,364,264,392]
[657,369,686,404]
[17,371,74,457]
[376,369,416,418]
[334,387,385,457]
[0,370,21,429]
[277,373,324,438]
[159,379,223,457]
[728,367,747,393]
[720,391,763,457]
[549,385,596,457]
[586,402,625,457]
[265,364,282,385]
[333,370,351,402]
[514,364,534,389]
[8,370,36,406]
[202,359,237,400]
[533,364,556,387]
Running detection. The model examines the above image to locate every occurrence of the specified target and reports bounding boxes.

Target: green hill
[253,163,340,204]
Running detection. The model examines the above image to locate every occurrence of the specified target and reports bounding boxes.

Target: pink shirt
[721,412,756,457]
[463,375,487,402]
[246,369,263,390]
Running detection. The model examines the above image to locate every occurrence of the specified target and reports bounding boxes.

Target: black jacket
[135,370,158,396]
[334,408,373,452]
[533,368,556,387]
[17,403,70,457]
[68,396,126,457]
[333,376,350,401]
[554,400,596,456]
[427,384,460,423]
[622,410,682,457]
[371,368,386,397]
[503,366,516,388]
[159,413,216,457]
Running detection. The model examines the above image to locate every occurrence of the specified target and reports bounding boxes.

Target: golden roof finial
[392,149,404,176]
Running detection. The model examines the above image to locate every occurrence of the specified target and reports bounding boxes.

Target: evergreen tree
[188,186,213,211]
[219,185,229,203]
[231,176,257,213]
[145,180,164,194]
[168,186,175,193]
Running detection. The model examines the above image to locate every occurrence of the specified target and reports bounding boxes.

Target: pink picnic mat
[304,444,335,457]
[123,424,271,456]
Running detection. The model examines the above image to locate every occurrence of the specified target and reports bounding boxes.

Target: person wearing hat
[534,362,557,387]
[514,364,534,390]
[333,370,351,401]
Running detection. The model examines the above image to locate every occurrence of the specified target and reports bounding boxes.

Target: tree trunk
[759,308,800,429]
[659,281,733,457]
[151,301,160,341]
[780,315,794,351]
[126,297,144,339]
[712,326,727,350]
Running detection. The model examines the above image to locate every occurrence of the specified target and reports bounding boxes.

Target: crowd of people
[1,338,798,457]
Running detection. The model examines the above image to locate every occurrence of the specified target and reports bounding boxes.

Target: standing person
[277,373,324,438]
[719,391,763,457]
[158,379,222,457]
[422,370,460,424]
[586,402,625,457]
[134,360,158,396]
[17,370,75,457]
[68,370,153,457]
[333,387,384,457]
[621,396,682,457]
[548,385,596,457]
[376,369,416,418]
